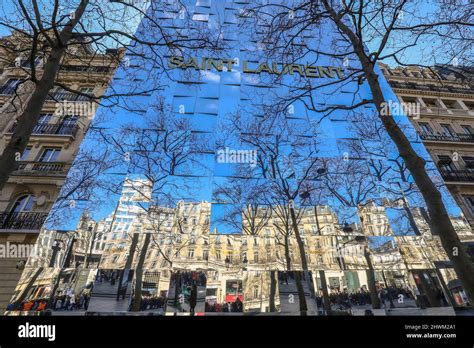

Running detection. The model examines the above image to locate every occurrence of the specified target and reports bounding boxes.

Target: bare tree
[0,0,222,191]
[244,0,474,302]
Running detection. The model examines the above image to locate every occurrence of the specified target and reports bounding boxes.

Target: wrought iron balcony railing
[59,65,112,73]
[7,122,78,136]
[439,169,474,183]
[420,132,474,143]
[46,92,91,101]
[14,161,68,175]
[0,212,48,230]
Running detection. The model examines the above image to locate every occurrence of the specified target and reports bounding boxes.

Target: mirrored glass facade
[6,0,473,316]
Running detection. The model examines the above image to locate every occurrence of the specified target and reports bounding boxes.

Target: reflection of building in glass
[8,1,474,315]
[15,174,473,313]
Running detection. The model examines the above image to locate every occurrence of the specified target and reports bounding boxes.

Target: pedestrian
[189,285,197,314]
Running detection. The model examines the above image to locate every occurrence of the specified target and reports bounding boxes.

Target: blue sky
[0,0,463,67]
[0,0,148,49]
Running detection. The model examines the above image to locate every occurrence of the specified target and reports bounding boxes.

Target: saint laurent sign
[168,56,344,79]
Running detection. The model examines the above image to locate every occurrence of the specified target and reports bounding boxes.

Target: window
[253,286,259,298]
[10,195,35,213]
[464,196,474,215]
[438,155,456,172]
[440,124,455,136]
[253,252,259,263]
[463,157,474,172]
[39,148,61,162]
[77,87,94,101]
[203,250,209,260]
[418,122,432,133]
[38,114,52,124]
[461,125,474,135]
[20,147,32,161]
[0,79,21,94]
[187,249,195,258]
[79,87,94,94]
[58,115,78,134]
[423,99,437,108]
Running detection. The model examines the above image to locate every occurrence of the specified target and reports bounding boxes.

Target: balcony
[420,132,474,143]
[7,122,78,137]
[440,169,474,183]
[0,212,48,230]
[46,92,91,102]
[13,161,69,176]
[59,65,112,74]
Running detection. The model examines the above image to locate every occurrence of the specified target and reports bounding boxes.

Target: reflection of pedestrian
[69,295,75,311]
[280,272,288,285]
[189,285,197,314]
[234,297,243,312]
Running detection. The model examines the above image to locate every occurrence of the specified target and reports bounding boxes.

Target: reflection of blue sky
[210,203,241,234]
[34,0,465,234]
[386,208,418,237]
[368,236,396,250]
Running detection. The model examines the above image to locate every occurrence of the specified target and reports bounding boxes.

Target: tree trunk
[364,251,381,309]
[131,233,151,312]
[0,0,90,190]
[289,207,308,270]
[116,232,139,301]
[318,270,332,315]
[269,270,277,312]
[294,271,308,316]
[284,235,291,270]
[13,267,43,310]
[323,0,474,303]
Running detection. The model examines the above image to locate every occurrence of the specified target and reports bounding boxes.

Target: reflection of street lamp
[242,256,248,271]
[49,240,64,267]
[225,256,231,270]
[86,224,103,268]
[342,223,353,234]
